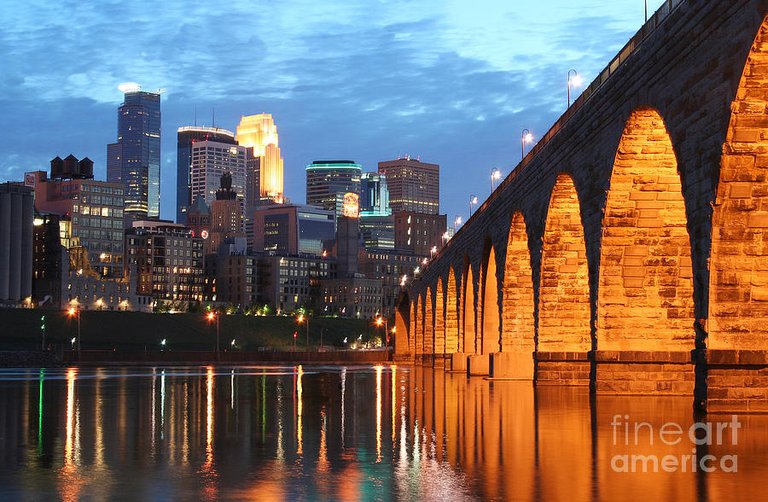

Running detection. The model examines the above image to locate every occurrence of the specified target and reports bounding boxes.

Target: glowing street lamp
[454,216,462,232]
[430,245,438,258]
[442,231,450,244]
[469,195,479,216]
[521,129,534,160]
[491,167,502,193]
[297,312,310,350]
[67,307,81,357]
[207,311,220,358]
[567,69,583,108]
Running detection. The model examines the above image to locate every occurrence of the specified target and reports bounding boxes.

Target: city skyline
[0,0,666,224]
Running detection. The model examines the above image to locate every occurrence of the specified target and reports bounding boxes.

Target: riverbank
[0,309,377,352]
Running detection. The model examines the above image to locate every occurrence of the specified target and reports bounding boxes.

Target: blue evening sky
[0,0,665,223]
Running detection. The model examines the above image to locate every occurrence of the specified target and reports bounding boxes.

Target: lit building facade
[107,86,161,219]
[27,162,125,278]
[259,254,334,313]
[204,252,259,307]
[378,157,439,214]
[236,114,284,203]
[305,161,362,218]
[319,277,384,319]
[393,211,447,256]
[124,220,204,309]
[176,126,236,224]
[253,204,335,256]
[359,249,422,317]
[208,172,245,254]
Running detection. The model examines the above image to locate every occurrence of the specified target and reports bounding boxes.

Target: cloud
[0,0,660,221]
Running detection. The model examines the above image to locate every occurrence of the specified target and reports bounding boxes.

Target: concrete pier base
[467,354,490,376]
[707,350,768,413]
[536,352,590,386]
[433,354,447,369]
[490,351,534,379]
[595,351,694,395]
[450,353,468,372]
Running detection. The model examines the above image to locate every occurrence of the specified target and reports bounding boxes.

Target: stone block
[450,352,468,372]
[467,354,490,376]
[489,351,534,380]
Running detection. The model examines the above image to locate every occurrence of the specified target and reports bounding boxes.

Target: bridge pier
[535,352,591,386]
[594,351,694,395]
[449,352,468,372]
[467,354,490,376]
[706,350,768,413]
[433,354,448,369]
[489,352,534,380]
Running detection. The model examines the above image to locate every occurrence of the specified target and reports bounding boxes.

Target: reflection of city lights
[297,365,304,455]
[375,365,383,463]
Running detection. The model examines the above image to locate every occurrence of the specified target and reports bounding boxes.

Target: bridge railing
[426,0,685,273]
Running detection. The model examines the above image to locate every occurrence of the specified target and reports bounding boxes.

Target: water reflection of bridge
[396,0,768,413]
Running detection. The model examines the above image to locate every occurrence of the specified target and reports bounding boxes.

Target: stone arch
[710,17,768,350]
[462,259,477,354]
[415,295,424,356]
[434,277,446,357]
[445,268,460,353]
[395,293,411,356]
[424,287,434,356]
[539,173,591,352]
[502,211,535,352]
[481,240,501,354]
[598,108,694,351]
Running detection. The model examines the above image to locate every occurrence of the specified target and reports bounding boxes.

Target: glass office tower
[107,86,161,220]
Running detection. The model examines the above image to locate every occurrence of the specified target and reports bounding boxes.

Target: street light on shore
[207,311,220,358]
[521,129,534,160]
[67,307,81,358]
[297,312,309,350]
[567,69,583,108]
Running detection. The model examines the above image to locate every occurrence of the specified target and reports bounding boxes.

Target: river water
[0,365,766,501]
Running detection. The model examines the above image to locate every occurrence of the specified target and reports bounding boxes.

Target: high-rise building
[306,160,362,218]
[236,114,284,204]
[190,140,247,218]
[176,126,236,224]
[378,157,439,214]
[27,158,125,278]
[253,204,335,256]
[107,85,161,220]
[0,182,33,304]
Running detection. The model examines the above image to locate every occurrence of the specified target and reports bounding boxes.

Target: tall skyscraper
[107,85,161,220]
[176,126,236,224]
[236,114,284,204]
[306,160,362,218]
[378,157,439,214]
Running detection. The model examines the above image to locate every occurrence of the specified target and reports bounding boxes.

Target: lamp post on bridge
[469,195,478,217]
[567,69,583,108]
[521,129,534,160]
[490,167,501,193]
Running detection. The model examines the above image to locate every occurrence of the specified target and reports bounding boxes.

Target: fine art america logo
[610,415,740,473]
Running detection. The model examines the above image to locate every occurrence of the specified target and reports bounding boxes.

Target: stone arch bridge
[395,0,768,413]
